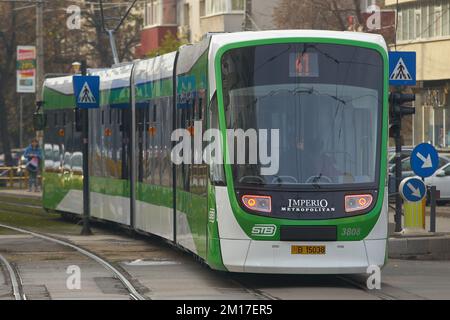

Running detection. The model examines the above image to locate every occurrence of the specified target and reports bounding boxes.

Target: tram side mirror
[33,112,46,131]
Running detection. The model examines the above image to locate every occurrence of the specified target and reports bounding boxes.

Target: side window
[438,157,448,169]
[402,159,412,171]
[208,92,225,185]
[444,164,450,176]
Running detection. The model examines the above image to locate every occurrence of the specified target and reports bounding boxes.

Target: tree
[0,2,35,164]
[273,0,365,31]
[146,31,187,58]
[0,0,144,161]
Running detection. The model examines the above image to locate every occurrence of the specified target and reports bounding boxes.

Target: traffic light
[389,91,416,233]
[389,92,415,138]
[389,92,416,116]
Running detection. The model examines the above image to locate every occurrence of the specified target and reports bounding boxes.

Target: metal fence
[0,166,41,189]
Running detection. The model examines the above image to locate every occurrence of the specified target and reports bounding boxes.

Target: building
[386,0,450,149]
[137,0,280,56]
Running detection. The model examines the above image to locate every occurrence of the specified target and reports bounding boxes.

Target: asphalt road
[1,229,449,300]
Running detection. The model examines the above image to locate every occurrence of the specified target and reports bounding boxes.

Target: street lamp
[72,62,81,74]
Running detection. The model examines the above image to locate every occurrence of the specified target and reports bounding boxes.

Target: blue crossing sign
[399,177,426,202]
[389,51,416,86]
[410,143,439,178]
[73,75,100,109]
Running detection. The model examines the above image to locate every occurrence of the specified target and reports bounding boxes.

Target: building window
[144,0,176,26]
[397,0,450,42]
[204,0,244,16]
[397,11,403,41]
[145,0,162,26]
[231,0,244,11]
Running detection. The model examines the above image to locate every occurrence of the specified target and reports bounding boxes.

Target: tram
[41,30,388,273]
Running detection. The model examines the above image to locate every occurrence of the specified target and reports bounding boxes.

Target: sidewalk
[388,206,450,260]
[0,188,42,201]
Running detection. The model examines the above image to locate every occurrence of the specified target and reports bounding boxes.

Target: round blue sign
[399,177,426,202]
[410,143,439,178]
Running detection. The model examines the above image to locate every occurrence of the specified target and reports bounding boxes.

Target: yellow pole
[403,198,426,231]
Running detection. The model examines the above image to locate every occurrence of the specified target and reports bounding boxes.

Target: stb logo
[252,224,276,236]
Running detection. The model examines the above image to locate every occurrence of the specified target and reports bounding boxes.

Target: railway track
[0,254,24,300]
[0,223,146,300]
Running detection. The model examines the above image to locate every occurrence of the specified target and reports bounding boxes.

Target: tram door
[174,41,209,257]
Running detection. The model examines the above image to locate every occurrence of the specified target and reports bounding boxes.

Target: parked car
[388,155,450,196]
[388,146,414,171]
[425,162,450,203]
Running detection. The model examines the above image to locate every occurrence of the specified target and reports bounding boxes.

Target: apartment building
[386,0,450,148]
[137,0,280,56]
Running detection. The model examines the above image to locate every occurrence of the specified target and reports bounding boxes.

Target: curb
[388,234,450,260]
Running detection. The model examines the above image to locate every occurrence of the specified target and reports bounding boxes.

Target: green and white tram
[41,30,388,273]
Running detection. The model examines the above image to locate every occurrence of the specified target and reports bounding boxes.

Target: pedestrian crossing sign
[389,51,416,86]
[73,75,100,109]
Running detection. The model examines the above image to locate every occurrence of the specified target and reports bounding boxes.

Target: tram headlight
[344,194,373,213]
[242,195,271,213]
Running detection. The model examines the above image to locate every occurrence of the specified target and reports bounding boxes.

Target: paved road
[1,226,449,300]
[56,233,450,300]
[0,233,131,300]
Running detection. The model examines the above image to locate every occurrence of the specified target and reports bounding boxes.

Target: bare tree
[0,2,35,164]
[0,0,143,160]
[273,0,365,31]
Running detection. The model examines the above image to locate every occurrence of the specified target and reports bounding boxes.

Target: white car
[425,162,450,203]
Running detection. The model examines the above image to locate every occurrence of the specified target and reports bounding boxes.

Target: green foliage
[146,31,187,58]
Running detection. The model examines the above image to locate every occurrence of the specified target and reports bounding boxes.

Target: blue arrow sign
[400,177,426,202]
[389,51,416,86]
[410,143,439,178]
[73,75,100,109]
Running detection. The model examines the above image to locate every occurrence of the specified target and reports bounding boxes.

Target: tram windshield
[220,43,384,188]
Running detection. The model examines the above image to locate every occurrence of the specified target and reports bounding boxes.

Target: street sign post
[399,177,427,232]
[389,51,416,86]
[410,143,439,178]
[73,65,96,236]
[399,177,426,202]
[73,75,100,109]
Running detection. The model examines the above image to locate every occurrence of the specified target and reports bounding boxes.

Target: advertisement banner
[16,45,36,93]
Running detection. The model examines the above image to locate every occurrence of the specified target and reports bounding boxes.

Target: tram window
[101,110,104,125]
[208,92,225,185]
[62,112,66,126]
[152,104,157,122]
[145,105,150,125]
[117,109,121,125]
[54,113,58,126]
[109,109,112,125]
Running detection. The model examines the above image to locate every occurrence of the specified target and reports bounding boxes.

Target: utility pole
[36,0,44,101]
[80,61,92,236]
[389,91,416,232]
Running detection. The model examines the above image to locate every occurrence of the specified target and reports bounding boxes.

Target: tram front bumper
[220,238,386,274]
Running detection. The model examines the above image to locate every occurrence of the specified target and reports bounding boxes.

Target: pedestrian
[23,138,42,192]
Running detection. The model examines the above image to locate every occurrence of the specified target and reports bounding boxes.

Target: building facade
[137,0,280,56]
[386,0,450,149]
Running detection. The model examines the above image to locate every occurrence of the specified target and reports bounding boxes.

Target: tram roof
[209,29,387,54]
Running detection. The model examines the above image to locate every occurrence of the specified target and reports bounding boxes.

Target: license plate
[291,245,326,255]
